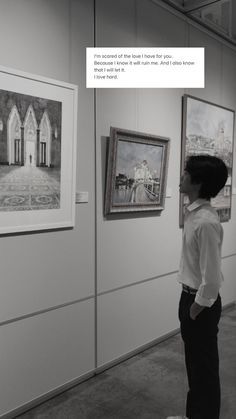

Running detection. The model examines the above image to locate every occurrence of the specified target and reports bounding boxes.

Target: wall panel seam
[1,254,234,326]
[97,253,236,296]
[0,295,95,327]
[222,253,236,259]
[98,270,179,296]
[94,0,98,371]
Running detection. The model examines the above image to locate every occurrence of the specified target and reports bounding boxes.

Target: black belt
[182,284,197,295]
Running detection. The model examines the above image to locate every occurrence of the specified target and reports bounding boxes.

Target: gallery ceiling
[157,0,236,47]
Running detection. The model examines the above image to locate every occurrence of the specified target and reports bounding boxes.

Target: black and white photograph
[180,94,235,225]
[105,127,170,214]
[0,89,61,212]
[0,66,77,233]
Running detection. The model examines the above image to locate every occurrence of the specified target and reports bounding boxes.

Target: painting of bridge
[105,127,170,214]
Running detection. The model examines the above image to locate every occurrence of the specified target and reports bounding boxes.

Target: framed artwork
[0,65,78,234]
[105,127,170,214]
[180,94,235,226]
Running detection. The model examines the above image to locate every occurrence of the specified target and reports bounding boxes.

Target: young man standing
[167,155,228,419]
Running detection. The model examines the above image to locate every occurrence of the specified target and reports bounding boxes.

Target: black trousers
[179,291,222,419]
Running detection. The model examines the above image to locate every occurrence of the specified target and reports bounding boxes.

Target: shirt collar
[187,198,210,213]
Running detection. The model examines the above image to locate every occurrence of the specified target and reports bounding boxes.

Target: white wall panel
[0,299,95,416]
[95,0,138,210]
[97,256,236,369]
[137,0,186,46]
[71,0,95,195]
[0,0,70,80]
[0,0,95,321]
[96,0,185,294]
[0,1,96,416]
[0,229,95,321]
[96,0,236,369]
[221,256,236,304]
[222,216,236,257]
[95,0,139,293]
[96,0,136,47]
[97,273,180,367]
[98,214,182,293]
[221,46,236,111]
[186,26,222,104]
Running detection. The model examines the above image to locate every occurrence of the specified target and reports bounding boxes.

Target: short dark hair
[185,155,228,199]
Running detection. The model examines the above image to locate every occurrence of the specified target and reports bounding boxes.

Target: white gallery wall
[0,0,235,417]
[0,0,96,416]
[96,0,236,367]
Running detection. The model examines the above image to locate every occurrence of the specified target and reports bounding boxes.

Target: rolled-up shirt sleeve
[195,221,223,307]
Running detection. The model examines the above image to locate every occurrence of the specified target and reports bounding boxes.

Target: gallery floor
[0,165,60,211]
[16,305,236,419]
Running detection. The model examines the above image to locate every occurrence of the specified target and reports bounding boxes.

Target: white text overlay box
[86,47,205,88]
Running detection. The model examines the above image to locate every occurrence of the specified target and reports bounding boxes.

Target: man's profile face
[179,170,201,196]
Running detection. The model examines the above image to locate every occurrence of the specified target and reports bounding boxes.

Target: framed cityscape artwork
[180,94,235,227]
[0,65,78,233]
[105,127,170,214]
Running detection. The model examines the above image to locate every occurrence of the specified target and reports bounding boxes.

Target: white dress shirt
[178,199,224,307]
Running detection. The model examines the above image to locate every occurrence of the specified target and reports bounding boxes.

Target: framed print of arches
[0,65,77,233]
